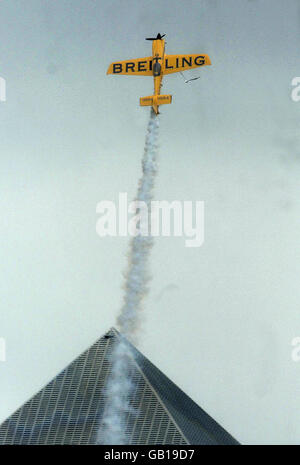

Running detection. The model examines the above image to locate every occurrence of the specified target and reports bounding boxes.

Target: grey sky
[0,0,300,444]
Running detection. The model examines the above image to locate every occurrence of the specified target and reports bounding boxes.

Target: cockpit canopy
[153,62,161,77]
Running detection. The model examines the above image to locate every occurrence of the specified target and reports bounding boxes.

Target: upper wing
[163,54,211,75]
[107,57,153,76]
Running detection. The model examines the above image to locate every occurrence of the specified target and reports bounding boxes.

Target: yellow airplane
[107,33,211,114]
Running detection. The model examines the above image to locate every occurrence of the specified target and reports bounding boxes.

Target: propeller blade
[145,33,166,41]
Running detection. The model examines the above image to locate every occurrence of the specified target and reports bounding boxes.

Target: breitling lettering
[112,56,206,73]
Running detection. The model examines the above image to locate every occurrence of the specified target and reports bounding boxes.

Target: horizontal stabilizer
[140,96,154,106]
[157,95,172,104]
[140,94,172,106]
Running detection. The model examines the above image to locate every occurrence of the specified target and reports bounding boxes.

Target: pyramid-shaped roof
[0,328,238,445]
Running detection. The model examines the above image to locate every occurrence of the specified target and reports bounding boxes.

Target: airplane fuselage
[152,39,165,114]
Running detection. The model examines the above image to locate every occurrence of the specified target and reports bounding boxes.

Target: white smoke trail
[117,109,159,339]
[98,109,159,444]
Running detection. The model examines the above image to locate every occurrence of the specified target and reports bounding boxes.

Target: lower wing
[163,54,211,75]
[107,57,153,75]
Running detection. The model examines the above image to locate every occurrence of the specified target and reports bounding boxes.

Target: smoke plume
[98,109,159,444]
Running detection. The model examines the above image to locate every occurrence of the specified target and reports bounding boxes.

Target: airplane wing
[163,54,211,75]
[107,57,153,75]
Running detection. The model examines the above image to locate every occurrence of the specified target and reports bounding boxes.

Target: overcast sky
[1,0,300,445]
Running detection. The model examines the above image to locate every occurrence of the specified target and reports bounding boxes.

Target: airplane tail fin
[140,94,172,107]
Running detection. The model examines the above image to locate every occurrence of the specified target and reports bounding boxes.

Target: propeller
[145,33,166,41]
